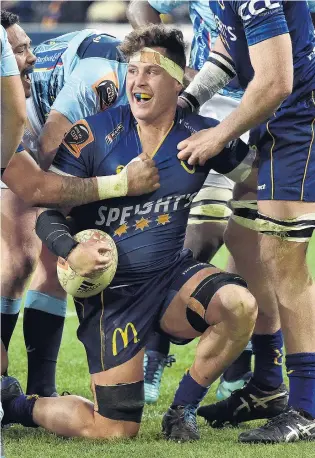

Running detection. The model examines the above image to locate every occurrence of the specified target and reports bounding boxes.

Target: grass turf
[4,237,315,458]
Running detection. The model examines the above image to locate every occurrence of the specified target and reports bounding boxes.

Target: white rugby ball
[57,229,118,298]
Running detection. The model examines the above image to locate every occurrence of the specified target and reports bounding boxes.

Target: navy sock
[0,297,22,350]
[172,372,209,409]
[24,291,67,396]
[286,352,315,419]
[3,394,38,427]
[146,332,170,357]
[252,329,283,391]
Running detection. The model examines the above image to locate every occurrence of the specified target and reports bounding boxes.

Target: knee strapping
[95,380,144,423]
[230,201,315,242]
[186,273,247,333]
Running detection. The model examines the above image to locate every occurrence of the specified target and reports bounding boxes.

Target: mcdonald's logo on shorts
[112,322,139,356]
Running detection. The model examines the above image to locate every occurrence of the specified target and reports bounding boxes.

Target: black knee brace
[95,380,144,423]
[186,273,247,333]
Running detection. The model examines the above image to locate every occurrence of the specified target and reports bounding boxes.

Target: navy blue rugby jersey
[210,0,315,106]
[52,105,250,285]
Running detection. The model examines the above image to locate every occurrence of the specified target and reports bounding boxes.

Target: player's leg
[1,189,41,352]
[143,180,234,404]
[237,94,315,443]
[238,201,315,443]
[1,350,144,439]
[23,245,67,396]
[199,179,287,427]
[159,265,257,441]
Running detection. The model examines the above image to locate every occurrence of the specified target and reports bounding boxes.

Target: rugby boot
[198,380,288,428]
[144,351,176,404]
[239,407,315,443]
[216,371,252,401]
[162,404,200,442]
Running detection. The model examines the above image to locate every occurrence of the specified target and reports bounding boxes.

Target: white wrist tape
[182,51,236,110]
[96,157,142,199]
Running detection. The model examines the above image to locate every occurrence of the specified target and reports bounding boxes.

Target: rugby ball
[57,229,118,298]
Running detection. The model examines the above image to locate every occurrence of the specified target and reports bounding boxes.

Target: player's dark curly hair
[119,24,186,71]
[1,10,20,29]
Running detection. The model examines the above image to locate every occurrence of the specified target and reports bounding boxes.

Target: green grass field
[4,238,315,458]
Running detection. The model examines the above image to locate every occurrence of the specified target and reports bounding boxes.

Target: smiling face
[126,47,182,125]
[6,23,36,98]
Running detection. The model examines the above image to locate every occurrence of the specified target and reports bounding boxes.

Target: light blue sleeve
[308,1,315,13]
[148,0,185,14]
[0,25,19,77]
[51,57,128,124]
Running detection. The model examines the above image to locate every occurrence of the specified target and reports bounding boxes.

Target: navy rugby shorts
[74,249,209,373]
[252,91,315,202]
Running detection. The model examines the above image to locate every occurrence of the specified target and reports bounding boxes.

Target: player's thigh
[159,266,248,340]
[1,189,41,296]
[90,349,144,438]
[29,244,66,298]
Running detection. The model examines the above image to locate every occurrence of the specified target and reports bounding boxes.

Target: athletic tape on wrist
[184,51,236,108]
[96,157,142,200]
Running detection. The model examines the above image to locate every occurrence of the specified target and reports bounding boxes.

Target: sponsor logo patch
[105,123,124,145]
[92,72,119,110]
[62,120,94,158]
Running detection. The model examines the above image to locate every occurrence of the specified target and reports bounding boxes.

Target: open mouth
[134,93,153,105]
[22,67,34,85]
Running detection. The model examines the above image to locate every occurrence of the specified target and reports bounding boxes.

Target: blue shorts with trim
[74,249,209,373]
[250,91,315,202]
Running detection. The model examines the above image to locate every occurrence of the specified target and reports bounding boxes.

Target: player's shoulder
[176,108,219,134]
[76,33,126,62]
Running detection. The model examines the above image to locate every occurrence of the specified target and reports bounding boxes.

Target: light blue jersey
[308,1,315,13]
[148,0,243,100]
[29,29,128,128]
[0,25,19,77]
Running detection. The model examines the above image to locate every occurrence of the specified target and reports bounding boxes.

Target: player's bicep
[249,33,293,90]
[51,120,94,178]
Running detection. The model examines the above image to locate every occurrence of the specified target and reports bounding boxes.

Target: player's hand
[67,238,113,278]
[126,154,160,196]
[177,128,225,166]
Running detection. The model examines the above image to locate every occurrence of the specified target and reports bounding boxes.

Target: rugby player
[177,0,315,443]
[128,0,252,404]
[0,10,159,398]
[0,23,26,169]
[2,24,258,443]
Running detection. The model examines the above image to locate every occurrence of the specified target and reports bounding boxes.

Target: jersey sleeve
[232,0,289,46]
[0,25,19,77]
[148,0,185,14]
[51,119,95,178]
[16,143,25,153]
[51,57,128,124]
[210,139,256,183]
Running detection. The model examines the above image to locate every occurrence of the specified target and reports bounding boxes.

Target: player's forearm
[210,75,292,146]
[179,39,236,110]
[127,0,161,28]
[1,76,27,167]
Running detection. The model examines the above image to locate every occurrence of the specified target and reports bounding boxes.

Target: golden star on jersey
[156,214,171,225]
[134,217,150,231]
[114,223,128,237]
